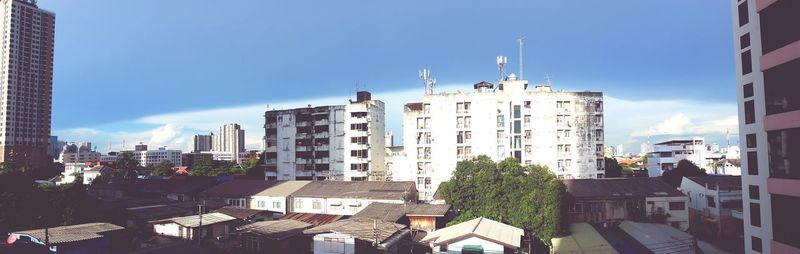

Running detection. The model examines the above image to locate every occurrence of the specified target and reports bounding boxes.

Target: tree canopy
[660,159,708,187]
[604,157,622,178]
[439,156,568,250]
[149,160,175,177]
[189,157,243,176]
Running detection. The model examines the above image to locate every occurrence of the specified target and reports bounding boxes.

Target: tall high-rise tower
[0,0,55,169]
[214,123,245,162]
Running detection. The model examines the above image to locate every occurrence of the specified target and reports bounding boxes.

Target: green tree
[150,160,175,177]
[440,156,567,251]
[660,159,707,187]
[189,158,243,176]
[604,157,622,177]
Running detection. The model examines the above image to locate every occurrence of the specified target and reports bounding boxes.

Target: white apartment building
[385,146,412,182]
[126,147,182,167]
[646,138,707,177]
[732,1,800,252]
[404,77,604,201]
[0,0,55,169]
[263,91,386,181]
[58,142,102,164]
[213,123,245,162]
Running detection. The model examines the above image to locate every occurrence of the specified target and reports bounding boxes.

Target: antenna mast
[419,69,436,95]
[518,37,525,79]
[496,56,508,82]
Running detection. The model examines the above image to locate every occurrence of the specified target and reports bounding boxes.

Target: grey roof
[421,217,523,249]
[150,212,237,228]
[563,178,685,199]
[303,218,406,243]
[13,223,124,244]
[253,181,311,197]
[716,159,741,167]
[292,181,415,200]
[215,207,269,220]
[203,180,278,198]
[237,220,313,240]
[687,176,742,191]
[353,203,450,222]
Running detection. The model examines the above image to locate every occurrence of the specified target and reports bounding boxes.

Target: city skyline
[38,0,738,153]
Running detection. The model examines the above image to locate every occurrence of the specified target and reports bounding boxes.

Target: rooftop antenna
[496,55,508,82]
[545,74,552,86]
[726,129,731,148]
[419,69,436,95]
[518,36,525,79]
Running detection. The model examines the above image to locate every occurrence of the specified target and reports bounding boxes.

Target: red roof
[174,166,189,175]
[202,180,278,198]
[280,212,345,226]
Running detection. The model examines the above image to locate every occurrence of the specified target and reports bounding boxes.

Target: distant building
[563,178,690,230]
[385,146,412,182]
[57,163,93,185]
[126,146,182,167]
[717,159,742,176]
[385,131,394,147]
[639,142,652,156]
[732,1,800,252]
[404,77,604,201]
[47,136,65,160]
[0,0,56,170]
[181,152,213,168]
[193,133,213,152]
[134,142,148,152]
[616,144,624,156]
[646,138,707,177]
[59,142,102,164]
[214,123,246,163]
[679,176,743,247]
[263,91,386,181]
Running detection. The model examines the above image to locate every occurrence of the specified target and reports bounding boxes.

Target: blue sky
[43,1,738,153]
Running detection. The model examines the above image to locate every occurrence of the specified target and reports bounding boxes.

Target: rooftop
[421,217,524,249]
[686,175,742,191]
[352,203,450,222]
[303,218,406,243]
[563,178,685,199]
[252,180,311,197]
[12,223,124,244]
[292,181,415,200]
[280,212,346,226]
[551,223,617,254]
[203,180,278,197]
[150,212,237,228]
[237,220,313,240]
[215,207,270,220]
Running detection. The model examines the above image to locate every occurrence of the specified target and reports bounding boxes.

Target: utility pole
[197,200,205,244]
[373,219,379,247]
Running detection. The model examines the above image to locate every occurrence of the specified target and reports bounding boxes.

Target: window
[595,101,603,111]
[464,116,471,128]
[747,151,758,175]
[524,115,530,127]
[772,194,800,248]
[751,236,762,253]
[350,123,368,131]
[740,33,751,49]
[738,1,749,27]
[423,103,430,114]
[497,115,505,127]
[513,105,521,118]
[273,201,282,209]
[750,202,761,227]
[669,202,685,211]
[768,128,800,179]
[514,120,521,134]
[295,200,304,209]
[706,196,716,208]
[746,134,757,148]
[741,50,752,75]
[744,100,755,124]
[497,130,505,144]
[595,130,603,141]
[743,83,754,98]
[749,185,760,200]
[312,200,321,210]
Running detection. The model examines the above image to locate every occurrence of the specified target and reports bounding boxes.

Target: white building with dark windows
[126,146,182,167]
[646,138,707,177]
[404,77,604,201]
[263,91,386,181]
[193,133,213,152]
[58,142,102,164]
[214,123,245,163]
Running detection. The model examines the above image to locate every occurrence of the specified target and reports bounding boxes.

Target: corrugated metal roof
[292,181,415,200]
[280,212,345,226]
[237,220,312,240]
[563,178,685,199]
[215,207,269,220]
[150,212,237,228]
[253,181,311,197]
[203,180,278,197]
[421,217,523,249]
[303,218,406,243]
[352,203,450,222]
[13,223,124,244]
[551,223,618,254]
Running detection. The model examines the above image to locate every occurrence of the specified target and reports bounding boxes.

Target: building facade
[58,142,102,164]
[127,147,182,167]
[646,138,707,177]
[263,91,386,181]
[193,133,213,152]
[404,78,604,201]
[732,1,800,253]
[214,123,245,162]
[0,0,55,169]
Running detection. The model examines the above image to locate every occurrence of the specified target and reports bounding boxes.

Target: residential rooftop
[292,181,415,200]
[421,217,524,249]
[303,218,406,243]
[353,202,450,222]
[252,180,311,197]
[203,180,278,197]
[236,220,313,240]
[686,175,742,191]
[562,178,685,199]
[12,223,124,245]
[149,212,236,228]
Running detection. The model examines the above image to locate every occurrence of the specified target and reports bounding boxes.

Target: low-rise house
[352,202,451,232]
[57,163,93,185]
[421,217,524,254]
[214,207,272,224]
[202,180,278,208]
[236,220,314,254]
[679,176,743,246]
[88,176,219,201]
[303,218,411,254]
[280,212,347,226]
[290,181,417,216]
[8,223,125,254]
[150,212,238,241]
[715,159,741,175]
[563,178,690,230]
[250,180,311,215]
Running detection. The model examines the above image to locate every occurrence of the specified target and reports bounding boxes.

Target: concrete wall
[435,236,506,254]
[313,233,355,254]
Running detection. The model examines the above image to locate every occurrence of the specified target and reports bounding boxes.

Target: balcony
[731,209,743,220]
[314,158,329,164]
[313,132,329,139]
[296,121,311,127]
[296,158,311,164]
[265,146,277,153]
[264,159,277,165]
[266,123,277,129]
[314,119,329,126]
[315,145,329,151]
[296,146,312,152]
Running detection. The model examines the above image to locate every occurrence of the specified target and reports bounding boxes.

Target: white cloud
[55,84,739,155]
